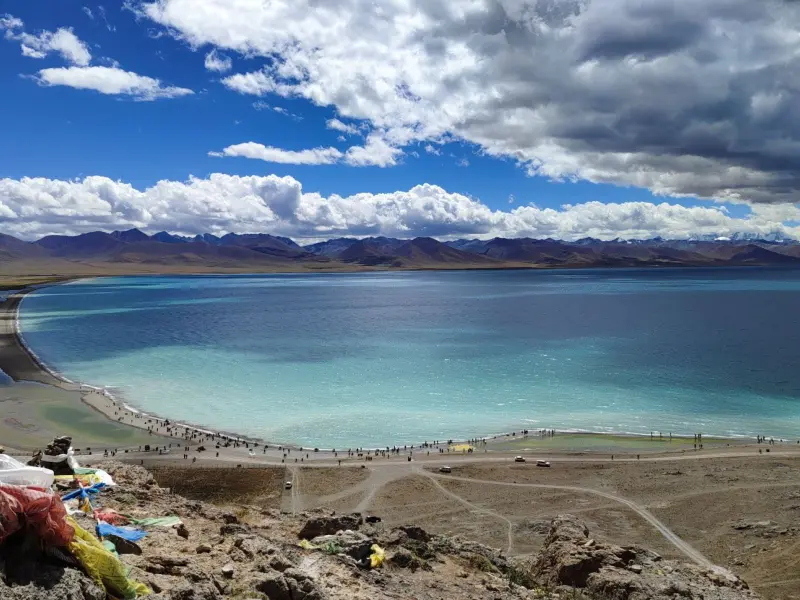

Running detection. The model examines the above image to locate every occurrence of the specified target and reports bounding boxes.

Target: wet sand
[0,381,155,450]
[0,289,177,451]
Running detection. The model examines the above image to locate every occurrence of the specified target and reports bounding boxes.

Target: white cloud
[34,66,194,101]
[1,173,798,242]
[135,0,800,204]
[2,14,183,103]
[204,49,232,73]
[326,118,359,135]
[212,135,401,167]
[1,16,92,66]
[83,7,94,20]
[210,142,343,165]
[424,144,440,156]
[221,68,277,96]
[252,101,301,120]
[0,15,24,31]
[456,158,469,168]
[343,134,402,167]
[97,6,115,32]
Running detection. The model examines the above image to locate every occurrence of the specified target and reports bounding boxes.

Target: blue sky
[0,1,665,207]
[0,1,797,241]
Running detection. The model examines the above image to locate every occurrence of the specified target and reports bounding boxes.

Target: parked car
[284,481,293,489]
[536,460,551,468]
[439,466,452,473]
[514,456,526,463]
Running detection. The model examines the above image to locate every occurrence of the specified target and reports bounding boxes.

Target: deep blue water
[19,268,800,446]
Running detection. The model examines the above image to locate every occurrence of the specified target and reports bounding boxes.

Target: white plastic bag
[0,454,55,488]
[39,447,80,470]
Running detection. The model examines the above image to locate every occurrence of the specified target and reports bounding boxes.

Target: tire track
[419,470,515,556]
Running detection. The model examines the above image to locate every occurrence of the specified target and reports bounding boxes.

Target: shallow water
[19,268,800,447]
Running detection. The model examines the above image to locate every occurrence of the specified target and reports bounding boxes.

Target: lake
[19,268,800,447]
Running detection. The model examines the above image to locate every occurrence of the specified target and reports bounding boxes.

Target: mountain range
[1,229,800,276]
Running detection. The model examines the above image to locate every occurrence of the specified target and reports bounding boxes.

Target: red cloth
[93,508,129,525]
[0,483,74,546]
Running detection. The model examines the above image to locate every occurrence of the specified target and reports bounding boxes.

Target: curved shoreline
[5,280,789,453]
[3,285,281,449]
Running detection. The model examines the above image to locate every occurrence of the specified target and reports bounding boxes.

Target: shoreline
[2,284,278,450]
[3,278,795,457]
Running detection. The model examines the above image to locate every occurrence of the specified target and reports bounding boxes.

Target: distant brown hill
[338,236,500,267]
[0,233,48,260]
[338,238,401,265]
[392,237,501,266]
[111,228,151,243]
[36,232,125,258]
[109,240,295,266]
[218,233,312,259]
[474,238,598,265]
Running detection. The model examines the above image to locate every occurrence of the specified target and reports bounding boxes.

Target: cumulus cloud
[204,49,232,72]
[134,0,800,204]
[343,134,402,167]
[212,135,402,167]
[209,142,343,165]
[34,66,194,101]
[220,68,277,96]
[1,15,92,66]
[2,14,190,101]
[326,118,359,135]
[424,145,441,156]
[0,15,23,30]
[1,173,798,242]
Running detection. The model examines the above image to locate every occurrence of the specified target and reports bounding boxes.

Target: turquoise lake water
[19,268,800,447]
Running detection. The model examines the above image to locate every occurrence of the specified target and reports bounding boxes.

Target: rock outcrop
[530,514,761,600]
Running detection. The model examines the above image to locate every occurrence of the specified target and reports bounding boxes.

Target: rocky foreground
[0,462,761,600]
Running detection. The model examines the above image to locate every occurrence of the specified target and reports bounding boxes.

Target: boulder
[390,547,429,571]
[219,523,249,536]
[254,570,327,600]
[166,581,222,600]
[221,563,235,579]
[0,566,105,600]
[398,525,430,542]
[299,514,363,539]
[530,515,762,599]
[233,534,276,558]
